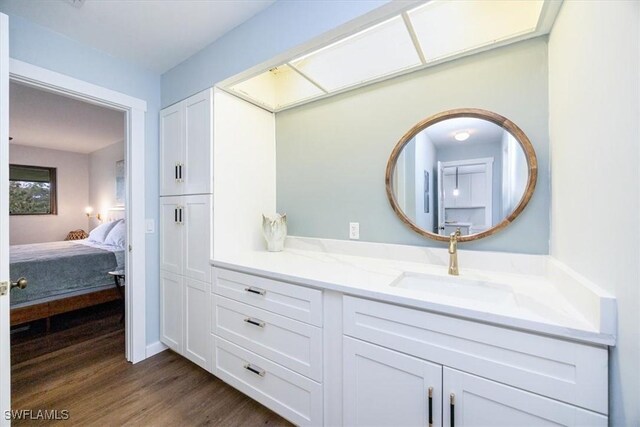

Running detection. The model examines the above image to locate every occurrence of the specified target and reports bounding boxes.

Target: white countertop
[211,237,616,347]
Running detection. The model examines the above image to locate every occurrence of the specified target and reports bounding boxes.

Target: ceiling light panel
[229,65,324,110]
[290,15,422,92]
[408,0,544,63]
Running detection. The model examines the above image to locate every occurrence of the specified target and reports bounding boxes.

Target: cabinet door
[344,337,442,427]
[159,196,183,274]
[443,368,607,427]
[160,270,183,353]
[184,277,210,371]
[160,102,184,196]
[183,89,212,195]
[183,194,212,282]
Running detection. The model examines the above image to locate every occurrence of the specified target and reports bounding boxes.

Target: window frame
[9,163,58,216]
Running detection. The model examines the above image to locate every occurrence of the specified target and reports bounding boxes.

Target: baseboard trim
[146,341,169,358]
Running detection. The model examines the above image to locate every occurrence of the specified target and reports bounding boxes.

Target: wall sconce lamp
[85,206,102,222]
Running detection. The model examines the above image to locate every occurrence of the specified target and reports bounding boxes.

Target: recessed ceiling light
[454,131,470,142]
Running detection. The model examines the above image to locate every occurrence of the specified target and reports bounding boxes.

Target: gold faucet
[448,228,461,276]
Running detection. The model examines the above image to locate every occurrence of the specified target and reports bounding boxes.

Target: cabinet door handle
[175,163,179,181]
[244,317,265,328]
[179,163,183,181]
[450,393,455,427]
[178,207,183,224]
[244,287,266,296]
[428,387,433,427]
[174,208,178,223]
[244,363,265,377]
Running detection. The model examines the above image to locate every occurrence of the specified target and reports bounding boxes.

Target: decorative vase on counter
[262,213,287,252]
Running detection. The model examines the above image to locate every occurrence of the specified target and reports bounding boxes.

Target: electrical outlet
[349,222,360,240]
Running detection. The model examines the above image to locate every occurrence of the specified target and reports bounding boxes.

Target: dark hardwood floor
[11,305,291,426]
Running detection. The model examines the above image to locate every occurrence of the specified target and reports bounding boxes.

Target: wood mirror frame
[385,108,538,243]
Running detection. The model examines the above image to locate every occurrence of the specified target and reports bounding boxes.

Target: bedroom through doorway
[8,80,128,365]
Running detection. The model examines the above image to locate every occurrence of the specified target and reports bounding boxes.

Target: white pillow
[104,219,126,249]
[88,220,120,243]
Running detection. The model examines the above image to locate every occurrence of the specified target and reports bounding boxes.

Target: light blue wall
[161,0,389,108]
[3,13,162,345]
[276,38,549,254]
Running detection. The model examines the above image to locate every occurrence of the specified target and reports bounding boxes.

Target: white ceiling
[10,81,125,154]
[0,0,275,73]
[423,117,505,149]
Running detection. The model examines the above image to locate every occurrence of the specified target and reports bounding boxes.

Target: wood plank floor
[12,324,291,426]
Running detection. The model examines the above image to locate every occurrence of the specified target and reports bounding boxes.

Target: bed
[9,220,126,327]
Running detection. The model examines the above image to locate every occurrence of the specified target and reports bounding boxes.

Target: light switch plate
[145,219,155,234]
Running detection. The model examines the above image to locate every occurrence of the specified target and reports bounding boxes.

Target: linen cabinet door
[160,270,183,353]
[159,196,183,275]
[183,89,212,195]
[183,194,212,282]
[184,277,210,371]
[344,337,442,427]
[443,368,607,427]
[160,102,184,196]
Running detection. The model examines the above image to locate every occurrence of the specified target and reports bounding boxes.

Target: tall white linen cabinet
[159,87,277,373]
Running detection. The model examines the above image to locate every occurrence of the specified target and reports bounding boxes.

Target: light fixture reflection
[454,131,470,142]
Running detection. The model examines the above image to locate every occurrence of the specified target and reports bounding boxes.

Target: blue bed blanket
[10,240,120,306]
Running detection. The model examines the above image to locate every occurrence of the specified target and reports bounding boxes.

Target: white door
[184,277,210,370]
[183,194,211,282]
[343,337,442,427]
[159,102,184,196]
[0,13,10,426]
[443,368,606,427]
[159,270,183,353]
[159,196,183,274]
[183,89,212,195]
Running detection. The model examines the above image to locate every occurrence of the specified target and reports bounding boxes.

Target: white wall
[213,89,276,259]
[88,141,124,230]
[414,132,435,231]
[549,1,640,424]
[9,144,89,244]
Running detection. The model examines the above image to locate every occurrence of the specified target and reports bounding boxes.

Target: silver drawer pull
[244,317,265,328]
[244,286,266,296]
[244,363,266,377]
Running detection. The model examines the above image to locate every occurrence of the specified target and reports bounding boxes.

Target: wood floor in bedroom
[10,306,291,426]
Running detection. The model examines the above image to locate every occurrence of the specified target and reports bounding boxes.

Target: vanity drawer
[213,295,322,381]
[213,336,323,427]
[343,296,608,414]
[213,268,322,326]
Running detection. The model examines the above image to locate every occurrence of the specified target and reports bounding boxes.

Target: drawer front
[213,295,322,381]
[343,296,608,414]
[213,268,322,326]
[213,336,323,426]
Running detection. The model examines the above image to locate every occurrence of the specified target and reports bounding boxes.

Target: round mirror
[385,108,537,242]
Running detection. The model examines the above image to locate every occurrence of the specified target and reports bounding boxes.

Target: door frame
[8,59,147,364]
[438,157,494,234]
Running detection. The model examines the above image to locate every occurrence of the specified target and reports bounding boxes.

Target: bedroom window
[9,164,57,215]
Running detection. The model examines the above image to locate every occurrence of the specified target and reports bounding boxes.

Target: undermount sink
[389,271,515,304]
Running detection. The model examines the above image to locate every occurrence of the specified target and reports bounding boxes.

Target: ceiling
[10,81,125,154]
[0,0,275,73]
[423,117,506,149]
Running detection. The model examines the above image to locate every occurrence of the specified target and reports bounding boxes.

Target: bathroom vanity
[207,238,615,426]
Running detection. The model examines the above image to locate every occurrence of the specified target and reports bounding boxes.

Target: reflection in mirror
[389,112,534,241]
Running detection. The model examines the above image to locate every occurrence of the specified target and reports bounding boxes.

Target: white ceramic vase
[262,213,287,252]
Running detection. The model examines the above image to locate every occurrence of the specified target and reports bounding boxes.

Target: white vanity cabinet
[160,88,213,196]
[206,267,610,427]
[343,296,608,427]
